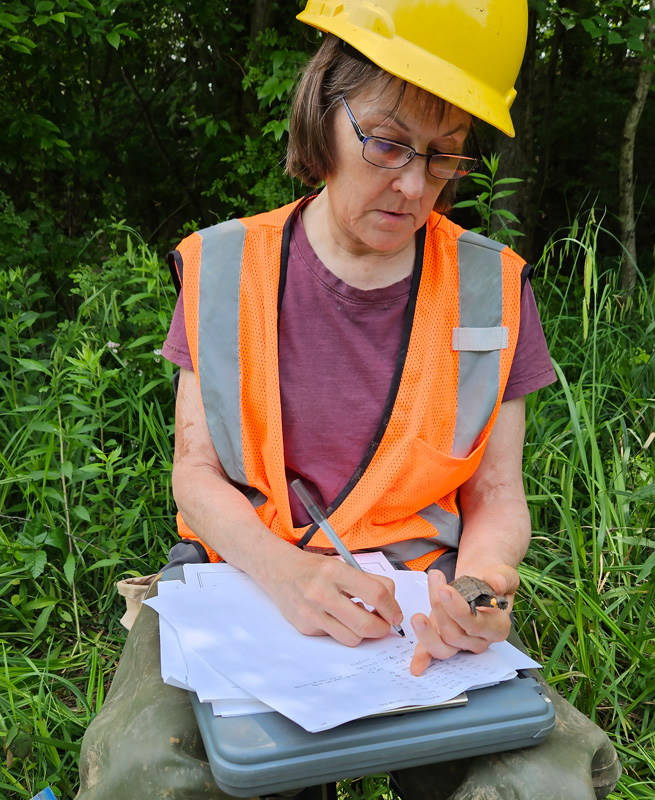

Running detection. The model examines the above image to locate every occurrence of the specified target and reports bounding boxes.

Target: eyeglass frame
[340,96,481,181]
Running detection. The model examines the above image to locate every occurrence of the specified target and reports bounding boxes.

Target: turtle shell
[449,575,509,615]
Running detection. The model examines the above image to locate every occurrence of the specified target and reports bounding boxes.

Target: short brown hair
[286,35,467,213]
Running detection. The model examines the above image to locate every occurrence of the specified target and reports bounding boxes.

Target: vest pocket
[383,436,487,516]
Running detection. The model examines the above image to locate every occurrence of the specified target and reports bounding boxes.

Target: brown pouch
[116,574,157,630]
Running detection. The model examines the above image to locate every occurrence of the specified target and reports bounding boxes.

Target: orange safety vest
[170,197,525,571]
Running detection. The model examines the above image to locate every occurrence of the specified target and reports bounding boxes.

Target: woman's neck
[300,192,416,290]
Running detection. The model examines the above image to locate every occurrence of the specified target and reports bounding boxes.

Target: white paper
[156,580,272,713]
[147,561,540,732]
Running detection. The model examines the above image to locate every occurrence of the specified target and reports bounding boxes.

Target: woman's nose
[391,156,431,199]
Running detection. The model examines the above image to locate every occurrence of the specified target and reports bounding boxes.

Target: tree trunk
[619,1,654,294]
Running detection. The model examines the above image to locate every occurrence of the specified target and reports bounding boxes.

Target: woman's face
[323,85,471,258]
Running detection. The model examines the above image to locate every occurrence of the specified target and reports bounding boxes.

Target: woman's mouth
[377,209,411,222]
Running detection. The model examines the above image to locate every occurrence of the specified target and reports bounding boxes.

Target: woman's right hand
[259,546,403,646]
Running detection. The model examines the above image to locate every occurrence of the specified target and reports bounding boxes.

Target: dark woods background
[1,0,653,302]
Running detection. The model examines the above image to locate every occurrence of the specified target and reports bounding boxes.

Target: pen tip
[396,625,406,638]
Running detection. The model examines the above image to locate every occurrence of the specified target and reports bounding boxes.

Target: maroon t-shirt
[163,216,556,525]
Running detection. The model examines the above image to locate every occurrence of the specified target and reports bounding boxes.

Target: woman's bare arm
[410,396,531,674]
[171,367,402,645]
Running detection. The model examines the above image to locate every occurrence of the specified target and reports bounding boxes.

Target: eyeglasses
[340,97,479,181]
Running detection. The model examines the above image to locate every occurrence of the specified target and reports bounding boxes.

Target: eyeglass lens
[362,138,476,180]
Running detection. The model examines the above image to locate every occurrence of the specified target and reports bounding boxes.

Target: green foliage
[0,0,313,284]
[544,0,655,55]
[518,208,655,799]
[452,154,524,246]
[0,223,177,795]
[338,774,396,800]
[206,28,310,219]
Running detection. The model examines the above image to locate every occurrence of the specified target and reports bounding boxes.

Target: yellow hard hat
[296,0,527,137]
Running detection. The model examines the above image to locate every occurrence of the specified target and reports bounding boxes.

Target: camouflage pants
[76,565,620,800]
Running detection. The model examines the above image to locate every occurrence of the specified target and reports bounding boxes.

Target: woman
[164,2,552,674]
[76,2,620,798]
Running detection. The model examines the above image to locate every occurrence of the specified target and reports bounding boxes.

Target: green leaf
[73,505,91,522]
[607,30,624,45]
[8,39,34,53]
[36,0,55,10]
[627,36,644,52]
[33,603,55,640]
[495,208,521,221]
[33,14,49,25]
[5,730,32,761]
[581,19,601,38]
[44,528,68,553]
[15,358,52,375]
[24,596,58,612]
[491,189,518,200]
[24,549,47,578]
[51,12,66,23]
[106,30,120,49]
[30,421,58,433]
[64,552,76,585]
[451,199,480,209]
[18,517,49,548]
[126,334,161,348]
[138,379,165,397]
[87,557,121,570]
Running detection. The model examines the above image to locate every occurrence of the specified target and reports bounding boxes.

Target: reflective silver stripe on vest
[379,535,450,564]
[241,485,267,509]
[197,219,248,485]
[452,326,508,352]
[416,502,463,549]
[452,231,505,459]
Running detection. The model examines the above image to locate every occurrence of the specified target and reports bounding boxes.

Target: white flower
[106,341,120,352]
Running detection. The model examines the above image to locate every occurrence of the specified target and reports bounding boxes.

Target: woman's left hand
[409,565,519,676]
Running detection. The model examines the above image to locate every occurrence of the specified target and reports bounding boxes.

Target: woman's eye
[371,139,397,155]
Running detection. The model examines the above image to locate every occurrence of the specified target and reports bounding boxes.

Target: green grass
[0,211,653,799]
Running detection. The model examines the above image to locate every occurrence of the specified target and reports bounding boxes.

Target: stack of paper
[145,553,541,733]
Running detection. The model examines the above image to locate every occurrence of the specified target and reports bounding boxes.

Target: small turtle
[449,575,509,616]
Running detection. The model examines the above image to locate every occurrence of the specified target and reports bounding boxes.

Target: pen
[291,479,406,637]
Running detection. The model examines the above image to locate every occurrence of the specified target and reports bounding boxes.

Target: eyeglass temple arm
[469,125,483,166]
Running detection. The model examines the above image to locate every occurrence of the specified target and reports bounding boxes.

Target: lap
[76,548,620,800]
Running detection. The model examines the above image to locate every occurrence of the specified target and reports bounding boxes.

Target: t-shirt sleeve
[162,290,194,371]
[502,280,557,401]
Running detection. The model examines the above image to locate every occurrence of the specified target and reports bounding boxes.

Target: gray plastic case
[191,674,555,797]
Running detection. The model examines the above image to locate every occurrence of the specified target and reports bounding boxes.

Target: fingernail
[412,619,427,633]
[439,589,451,604]
[429,569,445,585]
